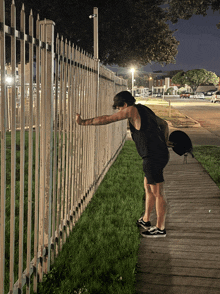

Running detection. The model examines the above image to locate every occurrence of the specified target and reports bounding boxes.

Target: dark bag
[169,130,194,160]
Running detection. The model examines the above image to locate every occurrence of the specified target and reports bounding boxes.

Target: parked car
[211,91,220,103]
[180,92,191,98]
[204,90,217,96]
[194,92,205,99]
[156,93,162,97]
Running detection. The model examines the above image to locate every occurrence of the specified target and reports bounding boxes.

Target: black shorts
[143,154,169,185]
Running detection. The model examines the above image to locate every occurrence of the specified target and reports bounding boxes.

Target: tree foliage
[5,0,220,67]
[166,0,220,27]
[172,69,219,92]
[126,74,151,89]
[5,0,179,67]
[171,71,185,86]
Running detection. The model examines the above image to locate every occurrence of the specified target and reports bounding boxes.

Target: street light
[89,7,99,116]
[131,68,135,96]
[89,7,98,60]
[5,76,13,85]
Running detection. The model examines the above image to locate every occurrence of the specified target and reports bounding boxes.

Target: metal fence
[0,1,127,293]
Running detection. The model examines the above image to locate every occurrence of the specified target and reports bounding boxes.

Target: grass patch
[1,131,36,293]
[2,131,62,293]
[193,145,220,189]
[35,140,145,294]
[3,129,220,293]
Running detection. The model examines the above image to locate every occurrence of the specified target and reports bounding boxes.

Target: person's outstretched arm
[76,106,132,126]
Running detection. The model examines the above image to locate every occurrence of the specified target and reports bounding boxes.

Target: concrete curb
[184,115,201,127]
[166,115,201,129]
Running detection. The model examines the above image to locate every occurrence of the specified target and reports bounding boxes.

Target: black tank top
[129,104,168,159]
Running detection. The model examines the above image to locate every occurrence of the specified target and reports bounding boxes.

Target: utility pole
[89,7,98,60]
[89,8,99,193]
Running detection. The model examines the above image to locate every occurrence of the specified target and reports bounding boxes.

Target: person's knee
[154,191,165,199]
[152,183,164,198]
[145,184,152,194]
[144,178,151,193]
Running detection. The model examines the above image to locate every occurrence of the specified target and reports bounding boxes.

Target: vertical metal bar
[74,47,81,222]
[0,0,6,292]
[26,9,34,293]
[80,50,86,211]
[51,33,59,264]
[18,3,25,291]
[70,45,76,226]
[9,1,16,293]
[33,13,40,293]
[93,56,99,194]
[60,35,65,251]
[84,53,89,206]
[38,19,47,282]
[44,19,55,274]
[69,44,75,232]
[90,56,96,199]
[88,54,95,202]
[85,53,90,206]
[64,39,69,240]
[56,34,62,257]
[67,40,72,237]
[78,49,83,217]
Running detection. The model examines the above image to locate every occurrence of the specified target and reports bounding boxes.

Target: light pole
[149,76,152,96]
[89,7,98,59]
[89,7,99,111]
[89,8,99,190]
[131,68,135,96]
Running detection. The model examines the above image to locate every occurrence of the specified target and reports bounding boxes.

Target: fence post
[0,0,6,292]
[38,19,55,278]
[43,19,55,273]
[45,19,55,274]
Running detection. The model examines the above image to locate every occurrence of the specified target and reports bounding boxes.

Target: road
[165,96,220,138]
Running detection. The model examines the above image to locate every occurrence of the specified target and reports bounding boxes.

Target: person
[76,91,170,237]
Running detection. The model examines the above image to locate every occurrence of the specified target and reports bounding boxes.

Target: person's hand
[76,113,83,125]
[166,140,174,148]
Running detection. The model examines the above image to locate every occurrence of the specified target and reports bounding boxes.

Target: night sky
[108,9,220,76]
[148,9,220,75]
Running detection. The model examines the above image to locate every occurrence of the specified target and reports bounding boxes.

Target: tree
[166,0,220,27]
[166,87,174,95]
[172,69,219,92]
[5,0,179,67]
[171,71,185,86]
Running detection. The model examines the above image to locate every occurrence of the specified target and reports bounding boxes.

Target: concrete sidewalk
[130,123,220,294]
[136,148,220,293]
[133,125,220,293]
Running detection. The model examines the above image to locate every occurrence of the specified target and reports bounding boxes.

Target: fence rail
[0,1,127,293]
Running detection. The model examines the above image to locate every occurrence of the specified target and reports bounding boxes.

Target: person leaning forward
[76,91,171,238]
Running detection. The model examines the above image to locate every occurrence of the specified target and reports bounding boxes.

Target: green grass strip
[36,140,145,294]
[2,132,219,293]
[193,145,220,189]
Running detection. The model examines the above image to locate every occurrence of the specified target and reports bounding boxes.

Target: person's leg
[143,177,155,222]
[150,182,166,230]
